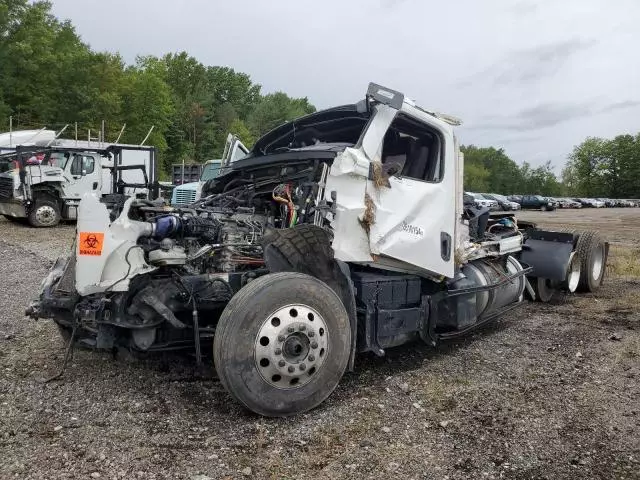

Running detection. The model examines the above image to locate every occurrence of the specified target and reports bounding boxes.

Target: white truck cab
[171,159,223,206]
[27,82,608,417]
[0,144,157,227]
[171,134,249,207]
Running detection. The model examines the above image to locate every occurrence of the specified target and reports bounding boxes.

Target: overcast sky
[51,0,640,171]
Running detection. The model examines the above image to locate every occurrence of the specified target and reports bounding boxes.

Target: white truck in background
[0,131,158,227]
[171,159,223,206]
[171,134,249,206]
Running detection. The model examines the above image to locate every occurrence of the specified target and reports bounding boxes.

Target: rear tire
[575,231,606,292]
[213,272,351,417]
[28,197,60,227]
[532,277,554,302]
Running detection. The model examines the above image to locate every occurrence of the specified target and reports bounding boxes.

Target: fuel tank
[436,256,526,331]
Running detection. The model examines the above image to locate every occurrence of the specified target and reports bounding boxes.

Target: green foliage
[564,134,640,198]
[461,145,562,196]
[0,4,316,175]
[248,92,316,139]
[229,119,255,148]
[6,1,635,197]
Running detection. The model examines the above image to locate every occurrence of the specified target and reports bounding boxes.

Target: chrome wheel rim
[254,304,329,389]
[566,253,581,292]
[592,244,604,281]
[35,205,57,226]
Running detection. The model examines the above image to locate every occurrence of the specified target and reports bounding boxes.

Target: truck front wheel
[28,197,60,227]
[213,272,351,417]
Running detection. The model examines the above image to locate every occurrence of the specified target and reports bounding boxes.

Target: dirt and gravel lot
[0,209,638,480]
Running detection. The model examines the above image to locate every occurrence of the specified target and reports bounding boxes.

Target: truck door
[220,134,249,174]
[365,114,456,279]
[62,153,101,199]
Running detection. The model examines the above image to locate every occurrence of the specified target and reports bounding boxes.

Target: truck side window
[83,156,95,174]
[381,114,443,182]
[70,155,82,176]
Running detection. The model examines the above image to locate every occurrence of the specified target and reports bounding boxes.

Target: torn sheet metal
[365,176,455,278]
[325,164,372,263]
[326,151,456,278]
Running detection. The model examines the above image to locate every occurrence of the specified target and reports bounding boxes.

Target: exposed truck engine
[27,83,608,417]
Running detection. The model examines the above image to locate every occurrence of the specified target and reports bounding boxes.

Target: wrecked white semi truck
[27,84,608,416]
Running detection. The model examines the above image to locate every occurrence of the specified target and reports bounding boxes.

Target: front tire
[28,197,60,227]
[213,272,351,417]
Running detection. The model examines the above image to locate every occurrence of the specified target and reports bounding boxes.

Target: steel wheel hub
[566,253,581,292]
[254,304,329,389]
[36,205,56,225]
[592,244,604,281]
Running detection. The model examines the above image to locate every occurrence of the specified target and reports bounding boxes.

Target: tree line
[1,2,638,196]
[462,134,640,198]
[461,145,563,196]
[562,134,640,199]
[0,0,315,177]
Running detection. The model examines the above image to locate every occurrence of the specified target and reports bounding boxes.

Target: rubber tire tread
[263,224,334,276]
[574,230,605,292]
[213,272,351,417]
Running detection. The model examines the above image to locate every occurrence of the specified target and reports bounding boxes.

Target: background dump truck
[170,135,249,206]
[171,159,223,206]
[0,140,158,227]
[28,83,608,417]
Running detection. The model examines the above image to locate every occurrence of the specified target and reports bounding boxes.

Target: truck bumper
[0,200,27,218]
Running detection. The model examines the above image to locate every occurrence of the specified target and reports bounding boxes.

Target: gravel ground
[0,211,638,480]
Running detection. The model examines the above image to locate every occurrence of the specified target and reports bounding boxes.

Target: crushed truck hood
[250,104,370,157]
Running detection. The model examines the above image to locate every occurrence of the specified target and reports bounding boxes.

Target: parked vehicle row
[555,198,638,208]
[469,193,640,211]
[464,191,499,210]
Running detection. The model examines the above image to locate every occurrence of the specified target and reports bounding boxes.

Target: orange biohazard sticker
[78,232,105,256]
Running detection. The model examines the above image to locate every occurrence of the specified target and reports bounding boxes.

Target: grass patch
[607,246,640,278]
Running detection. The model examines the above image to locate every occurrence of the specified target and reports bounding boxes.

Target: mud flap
[520,231,575,281]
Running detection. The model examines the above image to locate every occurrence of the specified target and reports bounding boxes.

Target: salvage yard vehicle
[0,145,158,227]
[555,197,582,209]
[27,83,609,417]
[171,159,223,206]
[480,193,520,211]
[518,195,558,211]
[465,191,499,210]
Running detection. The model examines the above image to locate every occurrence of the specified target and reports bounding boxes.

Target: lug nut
[288,366,295,373]
[278,335,285,342]
[299,324,306,331]
[311,342,318,349]
[299,363,306,371]
[308,331,315,337]
[274,348,282,355]
[308,355,315,361]
[278,360,286,367]
[287,326,295,333]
